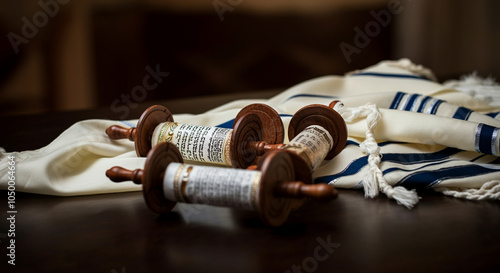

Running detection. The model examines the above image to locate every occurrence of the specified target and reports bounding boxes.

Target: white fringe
[444,72,500,107]
[385,58,438,82]
[334,102,420,209]
[434,181,500,201]
[345,59,438,82]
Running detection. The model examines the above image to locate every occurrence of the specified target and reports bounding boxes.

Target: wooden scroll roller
[278,102,348,171]
[105,103,284,168]
[106,142,338,227]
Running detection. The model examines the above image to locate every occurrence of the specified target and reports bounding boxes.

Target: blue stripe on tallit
[120,120,137,127]
[390,92,405,109]
[490,157,500,164]
[428,99,444,114]
[403,93,420,111]
[344,140,408,148]
[315,156,369,183]
[396,164,500,189]
[389,92,445,115]
[470,154,488,162]
[345,140,360,146]
[417,96,431,113]
[381,147,461,164]
[486,111,500,119]
[284,94,338,102]
[453,107,473,120]
[475,123,497,155]
[217,119,235,129]
[314,147,461,183]
[382,160,456,176]
[349,72,430,81]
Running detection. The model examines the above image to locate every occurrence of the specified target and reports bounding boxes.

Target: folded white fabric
[1,59,500,208]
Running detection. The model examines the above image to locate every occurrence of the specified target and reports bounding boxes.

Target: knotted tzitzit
[435,181,500,200]
[331,101,420,209]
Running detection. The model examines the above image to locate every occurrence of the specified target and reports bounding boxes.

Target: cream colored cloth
[1,59,499,207]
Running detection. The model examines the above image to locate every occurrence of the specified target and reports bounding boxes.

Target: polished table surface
[1,91,499,273]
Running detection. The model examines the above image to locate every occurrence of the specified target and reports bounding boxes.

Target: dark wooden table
[1,91,499,273]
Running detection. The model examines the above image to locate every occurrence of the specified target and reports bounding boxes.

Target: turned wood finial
[254,142,286,156]
[106,125,136,141]
[104,142,339,226]
[276,182,338,202]
[105,105,174,157]
[105,104,284,167]
[106,166,143,185]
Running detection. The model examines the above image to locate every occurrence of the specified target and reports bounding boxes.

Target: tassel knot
[335,102,420,209]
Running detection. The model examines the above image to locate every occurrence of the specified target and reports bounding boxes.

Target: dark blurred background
[0,0,498,116]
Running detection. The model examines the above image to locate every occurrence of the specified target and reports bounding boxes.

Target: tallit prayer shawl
[1,59,500,208]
